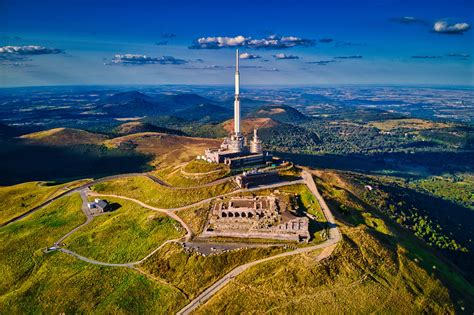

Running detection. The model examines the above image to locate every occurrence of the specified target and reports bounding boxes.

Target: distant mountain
[20,128,107,145]
[103,91,155,103]
[247,104,308,124]
[0,122,21,138]
[173,103,232,122]
[97,91,220,118]
[98,91,166,117]
[221,117,280,135]
[114,122,185,136]
[155,93,218,111]
[222,97,270,116]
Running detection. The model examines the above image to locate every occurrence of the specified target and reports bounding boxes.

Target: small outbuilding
[87,198,109,214]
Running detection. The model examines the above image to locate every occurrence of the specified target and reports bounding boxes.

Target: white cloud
[190,34,314,49]
[433,21,470,34]
[108,54,187,65]
[239,52,261,59]
[273,53,299,60]
[0,45,62,55]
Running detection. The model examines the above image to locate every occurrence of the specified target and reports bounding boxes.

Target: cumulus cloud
[446,53,470,58]
[334,55,363,59]
[0,45,63,56]
[239,52,261,59]
[319,38,334,43]
[273,53,299,60]
[108,54,188,65]
[411,55,442,59]
[161,32,176,38]
[433,20,470,34]
[307,60,336,65]
[390,16,428,25]
[190,34,314,49]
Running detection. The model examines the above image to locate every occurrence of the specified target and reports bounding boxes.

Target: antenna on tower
[236,49,239,72]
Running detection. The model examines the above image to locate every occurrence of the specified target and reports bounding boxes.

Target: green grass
[0,193,84,295]
[409,174,474,210]
[0,193,187,313]
[92,176,236,208]
[183,160,226,174]
[313,171,474,310]
[153,164,230,187]
[0,251,187,314]
[196,227,455,314]
[65,197,185,263]
[140,242,288,299]
[176,203,211,235]
[0,179,90,225]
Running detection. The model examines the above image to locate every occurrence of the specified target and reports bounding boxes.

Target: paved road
[176,171,341,315]
[59,239,179,267]
[54,177,307,269]
[0,172,235,227]
[88,193,194,241]
[54,190,93,246]
[182,241,288,256]
[6,167,339,315]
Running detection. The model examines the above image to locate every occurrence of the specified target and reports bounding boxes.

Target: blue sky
[0,0,473,87]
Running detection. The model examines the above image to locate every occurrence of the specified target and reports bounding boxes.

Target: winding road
[176,170,341,315]
[4,167,341,315]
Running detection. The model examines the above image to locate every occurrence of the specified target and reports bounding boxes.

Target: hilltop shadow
[0,139,153,185]
[277,151,474,178]
[106,202,122,212]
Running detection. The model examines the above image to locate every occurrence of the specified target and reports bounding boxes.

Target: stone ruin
[201,193,310,242]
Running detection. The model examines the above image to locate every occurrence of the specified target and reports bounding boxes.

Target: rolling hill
[247,104,308,124]
[114,122,185,136]
[221,117,281,135]
[20,128,107,145]
[174,103,232,122]
[0,123,21,139]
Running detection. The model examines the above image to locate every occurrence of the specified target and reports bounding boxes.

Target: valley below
[0,85,473,313]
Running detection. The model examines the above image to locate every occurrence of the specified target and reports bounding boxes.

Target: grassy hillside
[105,132,221,168]
[65,197,184,263]
[221,117,280,135]
[0,192,187,313]
[140,242,287,300]
[248,104,308,124]
[0,193,84,295]
[92,176,236,208]
[0,179,90,225]
[196,227,455,314]
[20,128,107,145]
[0,138,152,185]
[0,250,186,314]
[114,121,184,136]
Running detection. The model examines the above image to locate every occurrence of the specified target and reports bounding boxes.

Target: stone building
[202,195,310,242]
[235,169,280,188]
[87,198,108,215]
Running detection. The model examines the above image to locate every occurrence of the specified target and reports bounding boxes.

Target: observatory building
[204,50,271,168]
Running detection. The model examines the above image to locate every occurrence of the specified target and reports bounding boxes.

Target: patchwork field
[368,118,450,131]
[65,197,185,263]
